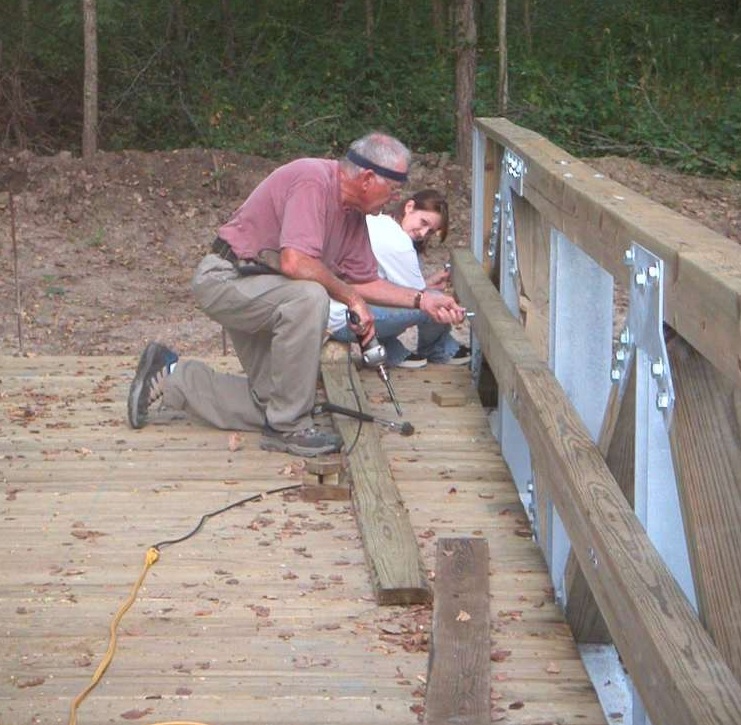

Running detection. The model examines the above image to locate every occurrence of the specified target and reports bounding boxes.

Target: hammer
[313,402,415,436]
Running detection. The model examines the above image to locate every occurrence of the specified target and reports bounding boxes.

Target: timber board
[1,356,606,725]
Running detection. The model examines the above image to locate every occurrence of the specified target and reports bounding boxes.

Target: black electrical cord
[153,483,303,551]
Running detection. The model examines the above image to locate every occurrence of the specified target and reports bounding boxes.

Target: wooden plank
[321,361,432,605]
[431,389,468,407]
[475,117,741,389]
[669,334,741,681]
[513,194,550,360]
[566,363,637,643]
[424,538,490,725]
[452,247,741,725]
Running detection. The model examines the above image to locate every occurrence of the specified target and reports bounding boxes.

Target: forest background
[0,0,739,177]
[0,0,739,357]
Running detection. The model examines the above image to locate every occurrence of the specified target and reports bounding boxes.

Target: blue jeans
[330,305,460,367]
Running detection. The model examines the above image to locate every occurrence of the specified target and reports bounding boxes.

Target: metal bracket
[487,192,501,260]
[498,148,527,313]
[618,242,675,425]
[503,148,527,195]
[502,198,519,281]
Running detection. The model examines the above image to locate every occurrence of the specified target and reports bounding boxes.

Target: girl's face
[400,200,442,243]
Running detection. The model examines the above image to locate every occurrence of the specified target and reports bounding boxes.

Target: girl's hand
[424,268,450,290]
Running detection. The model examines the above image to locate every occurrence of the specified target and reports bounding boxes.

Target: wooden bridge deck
[0,355,608,725]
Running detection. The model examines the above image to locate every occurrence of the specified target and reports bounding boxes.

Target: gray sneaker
[127,342,178,429]
[260,426,343,457]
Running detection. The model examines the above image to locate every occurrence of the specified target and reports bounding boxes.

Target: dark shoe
[444,345,471,366]
[260,426,343,457]
[396,353,428,369]
[127,342,179,429]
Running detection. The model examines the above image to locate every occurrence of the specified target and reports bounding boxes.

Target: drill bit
[377,364,403,416]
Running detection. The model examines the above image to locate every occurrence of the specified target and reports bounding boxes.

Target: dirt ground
[0,148,739,358]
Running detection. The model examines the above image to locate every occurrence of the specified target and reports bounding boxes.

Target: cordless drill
[347,311,403,416]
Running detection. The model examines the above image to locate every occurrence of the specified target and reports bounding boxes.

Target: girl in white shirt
[328,189,470,367]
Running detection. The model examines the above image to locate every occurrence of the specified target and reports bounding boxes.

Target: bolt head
[611,368,622,381]
[634,270,647,286]
[619,328,631,345]
[656,392,670,409]
[624,248,635,265]
[651,359,664,377]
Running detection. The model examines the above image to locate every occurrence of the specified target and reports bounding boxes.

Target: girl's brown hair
[390,189,449,253]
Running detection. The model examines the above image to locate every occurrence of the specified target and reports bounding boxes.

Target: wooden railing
[453,117,741,725]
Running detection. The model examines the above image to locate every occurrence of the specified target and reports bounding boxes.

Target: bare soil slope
[1,149,739,357]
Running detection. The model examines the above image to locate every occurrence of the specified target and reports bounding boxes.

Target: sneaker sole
[127,343,159,429]
[260,438,342,457]
[444,356,471,366]
[397,359,428,369]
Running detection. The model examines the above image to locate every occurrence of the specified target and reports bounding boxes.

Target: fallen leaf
[121,708,154,720]
[491,649,512,662]
[546,661,561,674]
[16,676,45,688]
[71,529,107,541]
[456,610,471,622]
[228,433,244,451]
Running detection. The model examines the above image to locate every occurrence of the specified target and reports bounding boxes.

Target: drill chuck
[361,336,387,368]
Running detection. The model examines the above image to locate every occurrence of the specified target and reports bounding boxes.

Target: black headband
[345,149,408,183]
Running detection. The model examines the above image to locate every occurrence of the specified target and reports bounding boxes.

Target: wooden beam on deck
[424,538,490,725]
[321,353,431,606]
[452,247,741,725]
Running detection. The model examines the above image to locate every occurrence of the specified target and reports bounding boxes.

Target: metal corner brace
[492,148,528,314]
[613,242,675,425]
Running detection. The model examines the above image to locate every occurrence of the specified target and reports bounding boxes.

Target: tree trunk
[497,0,508,114]
[431,0,447,49]
[82,0,98,159]
[454,0,477,168]
[523,0,532,54]
[365,0,374,58]
[221,0,236,76]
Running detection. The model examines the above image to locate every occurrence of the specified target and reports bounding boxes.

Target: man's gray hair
[341,132,411,177]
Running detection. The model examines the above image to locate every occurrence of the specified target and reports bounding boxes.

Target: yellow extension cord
[67,546,212,725]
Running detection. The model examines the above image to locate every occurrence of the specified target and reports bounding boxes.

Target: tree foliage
[0,0,738,176]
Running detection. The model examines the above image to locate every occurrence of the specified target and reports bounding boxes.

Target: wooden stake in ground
[10,192,24,354]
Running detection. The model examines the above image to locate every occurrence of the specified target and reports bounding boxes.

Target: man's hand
[347,300,376,346]
[419,290,465,325]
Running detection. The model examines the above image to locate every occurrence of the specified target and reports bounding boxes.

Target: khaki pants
[163,254,329,432]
